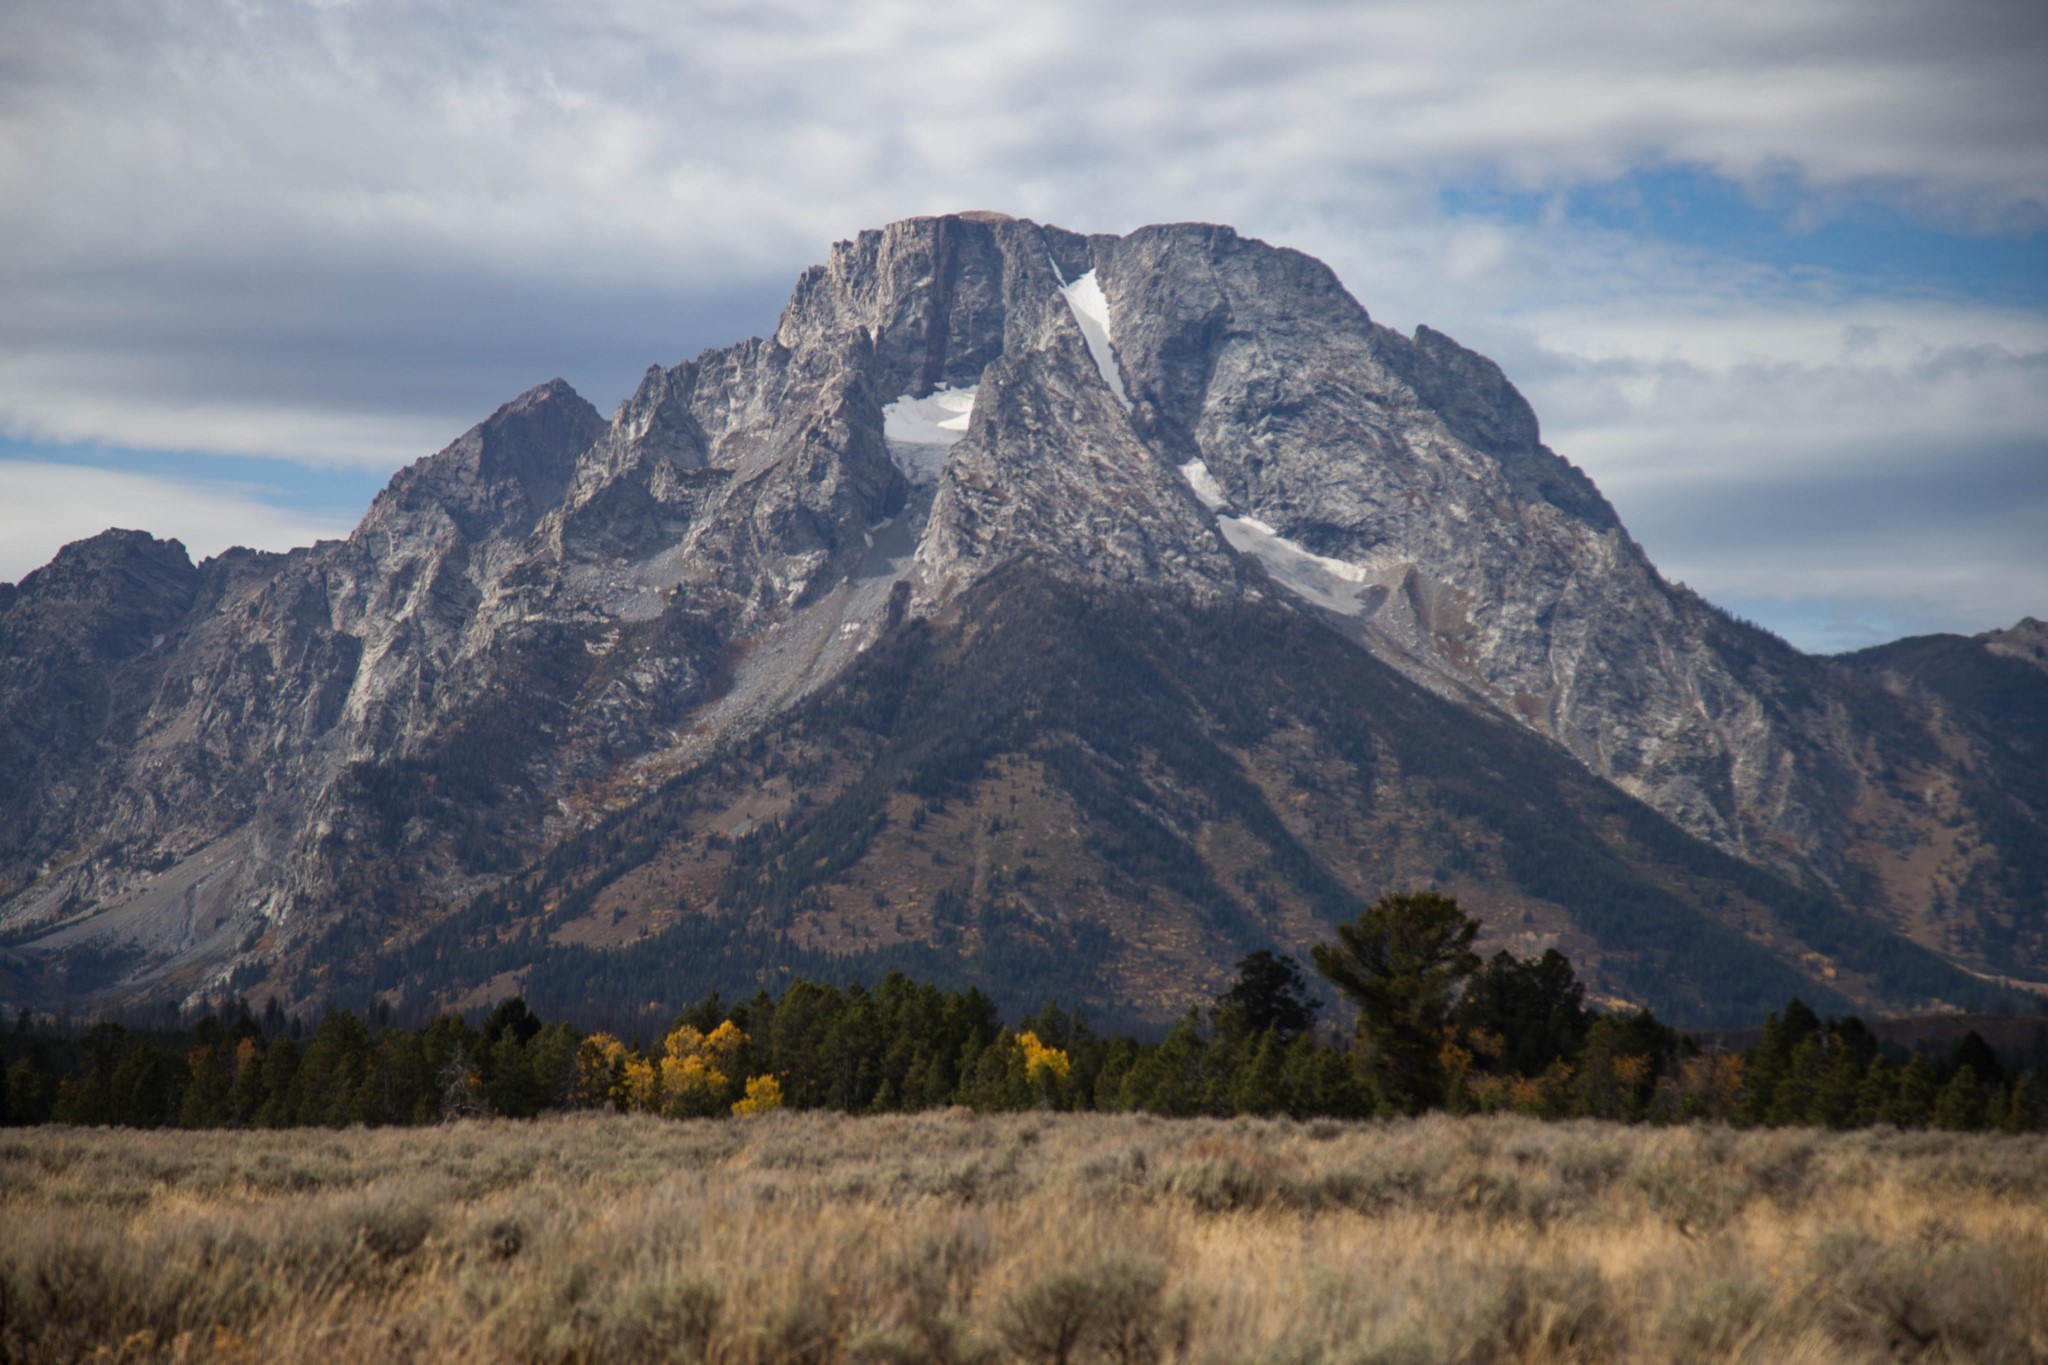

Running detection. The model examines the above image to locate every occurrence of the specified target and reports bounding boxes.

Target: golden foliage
[1016,1031,1071,1087]
[574,1022,754,1117]
[623,1056,660,1115]
[658,1020,747,1118]
[732,1074,784,1116]
[573,1032,632,1110]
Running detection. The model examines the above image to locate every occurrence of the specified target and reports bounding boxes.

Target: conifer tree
[1932,1066,1987,1131]
[1811,1044,1868,1130]
[1217,951,1322,1042]
[1230,1029,1287,1117]
[1312,891,1480,1115]
[1999,1075,2040,1134]
[1891,1054,1940,1127]
[1740,1000,1820,1127]
[1766,1036,1827,1127]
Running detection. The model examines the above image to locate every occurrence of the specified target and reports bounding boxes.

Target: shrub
[1459,1261,1618,1365]
[998,1255,1188,1365]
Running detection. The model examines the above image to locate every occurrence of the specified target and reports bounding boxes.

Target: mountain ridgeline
[2,212,2042,1027]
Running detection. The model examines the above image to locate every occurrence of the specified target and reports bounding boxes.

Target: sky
[2,0,2043,653]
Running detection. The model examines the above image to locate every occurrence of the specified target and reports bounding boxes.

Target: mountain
[2,212,2042,1027]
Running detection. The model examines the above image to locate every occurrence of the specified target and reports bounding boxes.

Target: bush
[998,1255,1189,1365]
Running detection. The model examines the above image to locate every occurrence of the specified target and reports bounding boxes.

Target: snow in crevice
[1178,458,1374,616]
[1214,516,1375,617]
[883,385,976,485]
[1178,458,1229,511]
[1059,270,1131,410]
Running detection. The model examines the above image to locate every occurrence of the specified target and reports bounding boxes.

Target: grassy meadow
[2,1111,2045,1363]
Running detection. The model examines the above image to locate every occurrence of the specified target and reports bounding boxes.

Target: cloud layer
[1,0,2043,648]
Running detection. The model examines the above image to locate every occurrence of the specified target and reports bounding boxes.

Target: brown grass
[2,1113,2045,1363]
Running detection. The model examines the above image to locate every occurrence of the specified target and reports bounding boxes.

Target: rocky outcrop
[1085,223,1872,872]
[0,531,201,888]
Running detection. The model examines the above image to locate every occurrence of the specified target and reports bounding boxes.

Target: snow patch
[1178,459,1373,616]
[1215,516,1374,616]
[1178,459,1229,511]
[1059,270,1130,410]
[883,385,976,485]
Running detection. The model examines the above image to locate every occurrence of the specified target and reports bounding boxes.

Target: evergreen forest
[6,895,2043,1136]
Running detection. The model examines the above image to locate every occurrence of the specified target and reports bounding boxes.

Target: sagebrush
[2,1112,2045,1363]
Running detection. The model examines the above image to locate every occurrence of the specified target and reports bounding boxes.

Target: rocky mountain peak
[1985,616,2048,673]
[2,211,2040,1026]
[14,525,193,584]
[1373,324,1618,532]
[786,212,1058,401]
[2,530,199,661]
[360,377,605,545]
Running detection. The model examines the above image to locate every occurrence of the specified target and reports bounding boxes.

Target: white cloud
[0,0,2041,645]
[1525,300,2048,487]
[0,355,457,468]
[5,0,2039,301]
[0,462,358,583]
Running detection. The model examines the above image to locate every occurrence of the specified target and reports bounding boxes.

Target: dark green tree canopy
[482,997,542,1048]
[1312,891,1482,1114]
[1452,948,1590,1077]
[1217,949,1323,1041]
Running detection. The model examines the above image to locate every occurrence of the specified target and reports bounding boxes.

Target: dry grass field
[2,1112,2045,1363]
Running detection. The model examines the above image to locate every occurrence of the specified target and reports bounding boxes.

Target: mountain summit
[2,214,2041,1025]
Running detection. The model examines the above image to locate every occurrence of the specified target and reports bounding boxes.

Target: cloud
[0,262,790,467]
[1620,441,2047,648]
[0,0,2042,646]
[0,461,360,583]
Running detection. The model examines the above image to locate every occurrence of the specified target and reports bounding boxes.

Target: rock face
[1,213,2041,1021]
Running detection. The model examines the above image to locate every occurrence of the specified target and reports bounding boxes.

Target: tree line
[3,894,2042,1131]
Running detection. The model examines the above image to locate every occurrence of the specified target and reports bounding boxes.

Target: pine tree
[178,1042,232,1128]
[1854,1055,1896,1128]
[5,1058,53,1126]
[254,1036,299,1128]
[1891,1055,1940,1128]
[1229,1030,1287,1117]
[1217,951,1322,1042]
[1766,1036,1827,1127]
[1931,1067,1987,1131]
[1998,1075,2041,1134]
[1452,948,1589,1078]
[1311,892,1480,1115]
[1740,1000,1820,1127]
[1811,1045,1868,1130]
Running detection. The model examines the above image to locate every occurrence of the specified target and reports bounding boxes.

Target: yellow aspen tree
[732,1074,784,1116]
[660,1053,726,1118]
[623,1053,661,1114]
[703,1020,747,1074]
[658,1020,751,1117]
[1016,1030,1071,1109]
[573,1033,632,1110]
[1017,1031,1070,1084]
